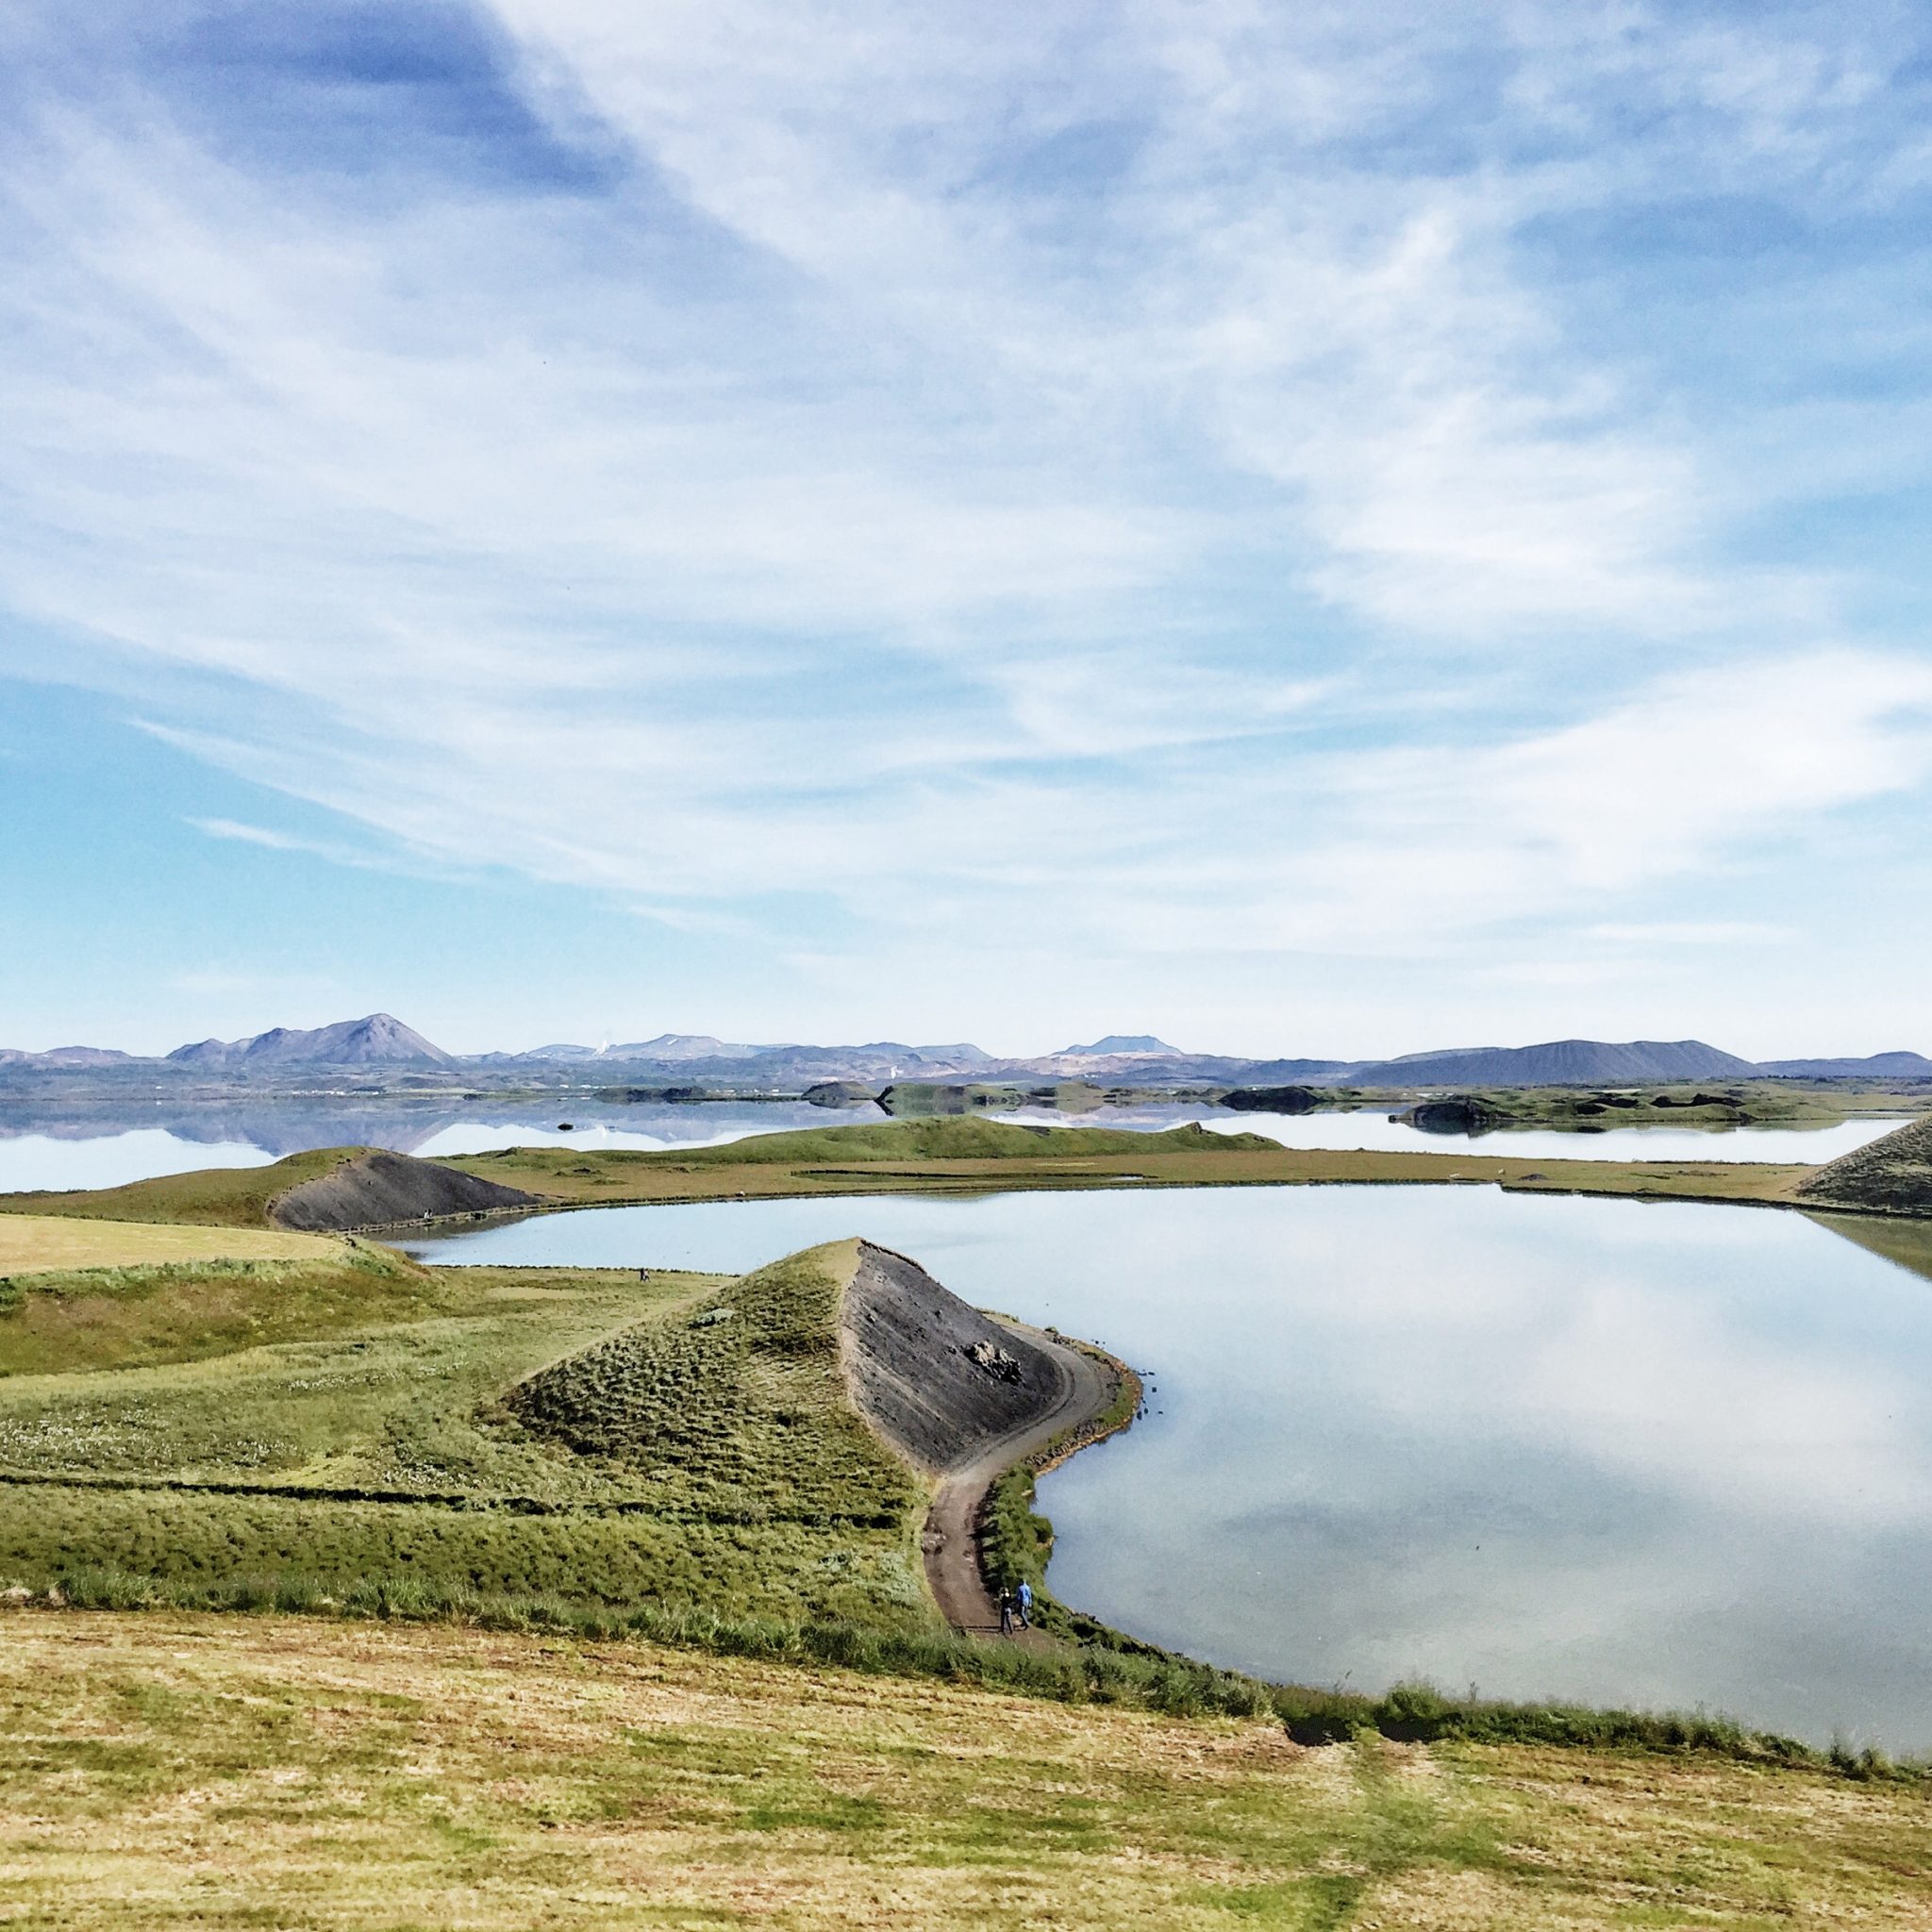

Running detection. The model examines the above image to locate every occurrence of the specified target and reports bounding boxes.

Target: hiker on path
[998,1590,1016,1637]
[1015,1580,1033,1629]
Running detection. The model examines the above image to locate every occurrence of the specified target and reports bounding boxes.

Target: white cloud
[4,0,1932,1039]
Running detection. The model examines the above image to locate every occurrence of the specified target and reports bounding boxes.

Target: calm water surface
[411,1186,1932,1749]
[0,1100,855,1192]
[0,1097,1901,1192]
[998,1104,1904,1166]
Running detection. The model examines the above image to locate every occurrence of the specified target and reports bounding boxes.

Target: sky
[4,0,1932,1059]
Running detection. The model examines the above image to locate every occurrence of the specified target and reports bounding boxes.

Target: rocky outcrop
[803,1080,879,1108]
[1401,1094,1510,1136]
[1219,1085,1318,1113]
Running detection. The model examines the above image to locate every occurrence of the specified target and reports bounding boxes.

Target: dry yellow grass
[0,1213,341,1276]
[0,1611,1926,1930]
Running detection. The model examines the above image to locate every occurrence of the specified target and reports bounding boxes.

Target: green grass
[442,1116,1821,1214]
[0,1211,340,1274]
[503,1239,923,1527]
[0,1242,438,1376]
[0,1242,941,1636]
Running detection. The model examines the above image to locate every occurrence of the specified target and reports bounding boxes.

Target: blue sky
[5,0,1932,1058]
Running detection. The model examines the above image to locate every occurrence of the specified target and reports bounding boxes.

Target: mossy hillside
[505,1239,924,1529]
[0,1251,931,1631]
[627,1116,1276,1163]
[1396,1079,1925,1133]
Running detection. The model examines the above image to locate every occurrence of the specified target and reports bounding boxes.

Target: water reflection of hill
[1803,1210,1932,1286]
[0,1097,872,1161]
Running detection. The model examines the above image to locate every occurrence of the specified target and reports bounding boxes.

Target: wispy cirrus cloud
[4,0,1932,1043]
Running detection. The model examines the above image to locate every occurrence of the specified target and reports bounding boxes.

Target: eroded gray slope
[272,1150,536,1231]
[840,1241,1069,1474]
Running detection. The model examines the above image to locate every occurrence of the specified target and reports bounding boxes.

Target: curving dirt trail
[920,1320,1112,1638]
[837,1240,1124,1640]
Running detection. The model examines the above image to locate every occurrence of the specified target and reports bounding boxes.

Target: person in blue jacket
[1015,1580,1033,1628]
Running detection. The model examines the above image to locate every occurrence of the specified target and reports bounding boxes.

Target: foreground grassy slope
[505,1238,918,1526]
[0,1245,933,1631]
[3,1612,1927,1932]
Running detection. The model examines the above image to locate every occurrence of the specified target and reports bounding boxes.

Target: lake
[0,1099,849,1192]
[0,1093,1903,1193]
[409,1184,1932,1750]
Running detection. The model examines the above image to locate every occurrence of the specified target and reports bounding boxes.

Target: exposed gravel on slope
[271,1151,536,1231]
[840,1240,1116,1635]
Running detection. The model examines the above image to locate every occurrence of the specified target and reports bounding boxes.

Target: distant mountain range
[2,1017,1928,1088]
[0,1044,139,1069]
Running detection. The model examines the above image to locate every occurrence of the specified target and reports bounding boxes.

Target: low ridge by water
[0,1098,1903,1192]
[411,1186,1932,1751]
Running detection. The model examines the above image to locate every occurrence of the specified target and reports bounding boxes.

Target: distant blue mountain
[1346,1039,1757,1087]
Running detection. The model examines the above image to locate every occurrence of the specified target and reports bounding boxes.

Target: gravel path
[920,1319,1113,1639]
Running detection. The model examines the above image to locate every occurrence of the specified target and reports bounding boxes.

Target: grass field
[439,1118,1816,1216]
[0,1242,943,1634]
[0,1212,341,1274]
[448,1128,1814,1213]
[2,1611,1927,1931]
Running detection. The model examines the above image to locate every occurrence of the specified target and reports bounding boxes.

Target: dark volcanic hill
[1348,1039,1758,1087]
[167,1012,454,1070]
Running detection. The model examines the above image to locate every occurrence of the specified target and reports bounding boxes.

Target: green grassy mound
[0,1147,366,1228]
[505,1240,922,1527]
[475,1114,1276,1174]
[0,1247,933,1633]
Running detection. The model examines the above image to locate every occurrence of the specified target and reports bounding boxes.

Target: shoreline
[918,1318,1137,1639]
